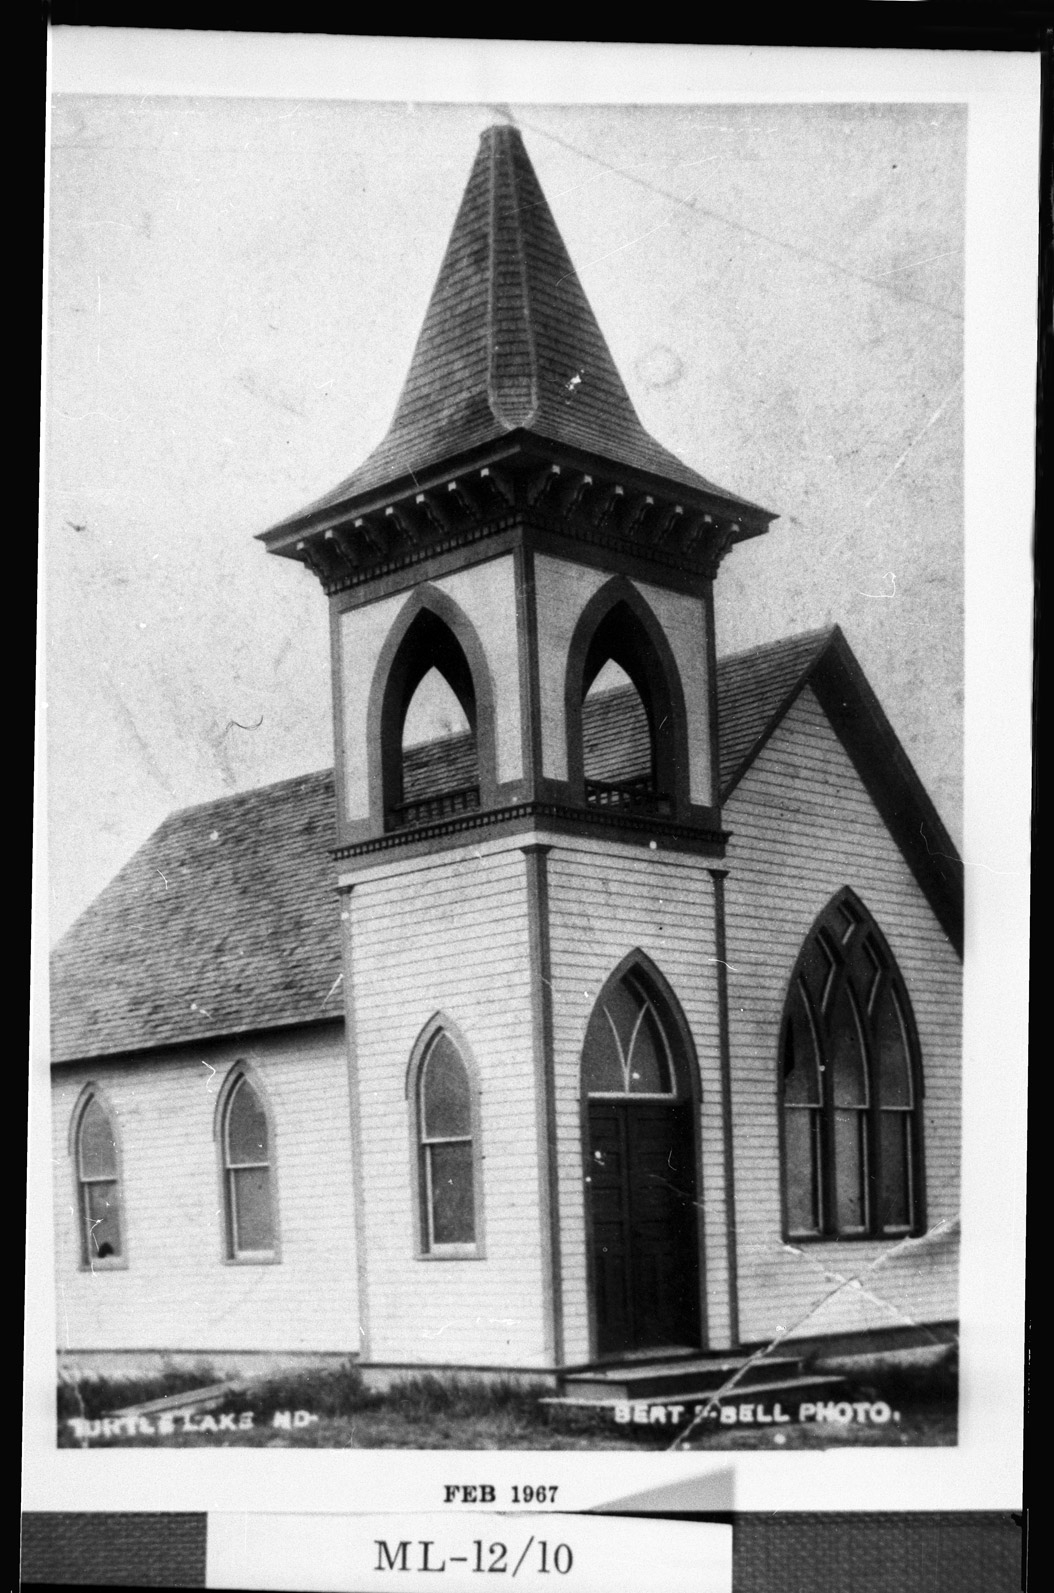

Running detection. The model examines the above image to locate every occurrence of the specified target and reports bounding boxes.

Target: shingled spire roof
[265,123,769,540]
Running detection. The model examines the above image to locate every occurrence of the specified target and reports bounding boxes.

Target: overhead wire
[495,106,963,324]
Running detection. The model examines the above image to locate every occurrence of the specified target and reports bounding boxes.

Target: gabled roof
[717,625,963,954]
[264,124,767,540]
[49,630,961,1064]
[715,627,834,793]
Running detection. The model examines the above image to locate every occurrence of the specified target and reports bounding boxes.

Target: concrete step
[562,1354,805,1402]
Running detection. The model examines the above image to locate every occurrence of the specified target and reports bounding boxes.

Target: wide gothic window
[75,1092,123,1265]
[780,893,923,1241]
[582,970,678,1097]
[222,1073,276,1260]
[417,1031,477,1250]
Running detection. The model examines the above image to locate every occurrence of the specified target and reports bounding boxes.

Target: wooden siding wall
[347,845,548,1365]
[544,843,730,1359]
[723,686,962,1344]
[51,1026,360,1352]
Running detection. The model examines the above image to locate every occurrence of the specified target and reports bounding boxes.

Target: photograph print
[45,92,966,1452]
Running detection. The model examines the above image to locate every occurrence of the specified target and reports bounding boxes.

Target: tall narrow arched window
[780,892,924,1241]
[414,1028,479,1254]
[221,1072,277,1261]
[74,1091,123,1266]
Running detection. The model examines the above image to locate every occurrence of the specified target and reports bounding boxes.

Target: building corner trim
[709,866,740,1349]
[339,884,372,1363]
[522,842,564,1366]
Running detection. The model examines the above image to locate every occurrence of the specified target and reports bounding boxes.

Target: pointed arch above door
[581,955,703,1358]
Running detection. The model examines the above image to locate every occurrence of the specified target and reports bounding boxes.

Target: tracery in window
[582,968,678,1097]
[780,892,922,1241]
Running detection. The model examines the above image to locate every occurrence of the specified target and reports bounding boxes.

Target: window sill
[224,1251,281,1265]
[79,1257,128,1272]
[784,1229,923,1246]
[416,1246,484,1261]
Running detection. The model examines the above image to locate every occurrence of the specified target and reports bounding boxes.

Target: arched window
[780,892,924,1241]
[381,609,481,829]
[566,585,689,820]
[74,1091,123,1265]
[221,1072,277,1260]
[582,967,680,1097]
[414,1028,479,1253]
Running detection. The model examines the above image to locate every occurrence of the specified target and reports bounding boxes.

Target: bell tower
[260,125,776,1372]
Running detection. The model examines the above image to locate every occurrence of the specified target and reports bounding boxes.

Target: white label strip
[206,1513,732,1593]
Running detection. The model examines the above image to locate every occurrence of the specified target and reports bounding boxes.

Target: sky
[44,94,966,942]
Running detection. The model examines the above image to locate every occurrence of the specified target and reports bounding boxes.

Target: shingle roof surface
[268,125,759,529]
[49,770,344,1064]
[715,627,834,790]
[47,629,846,1064]
[402,732,479,800]
[582,685,652,783]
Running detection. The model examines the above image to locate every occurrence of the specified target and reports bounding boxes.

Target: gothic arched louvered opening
[380,607,482,830]
[579,603,674,816]
[581,960,701,1358]
[566,583,690,822]
[73,1090,123,1266]
[780,890,925,1242]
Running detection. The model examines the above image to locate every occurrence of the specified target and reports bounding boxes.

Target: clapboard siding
[545,847,729,1360]
[52,1026,360,1352]
[723,686,961,1344]
[348,848,547,1365]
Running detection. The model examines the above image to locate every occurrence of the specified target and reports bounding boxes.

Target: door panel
[587,1105,633,1355]
[587,1100,700,1357]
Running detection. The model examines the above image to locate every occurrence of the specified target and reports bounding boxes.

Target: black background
[30,7,1042,1589]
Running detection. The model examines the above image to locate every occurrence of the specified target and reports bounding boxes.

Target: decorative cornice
[332,799,728,862]
[292,456,757,597]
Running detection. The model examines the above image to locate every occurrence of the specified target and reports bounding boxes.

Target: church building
[50,125,962,1384]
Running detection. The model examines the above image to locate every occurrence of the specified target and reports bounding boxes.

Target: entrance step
[562,1353,807,1403]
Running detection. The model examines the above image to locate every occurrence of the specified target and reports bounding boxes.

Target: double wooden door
[586,1099,700,1357]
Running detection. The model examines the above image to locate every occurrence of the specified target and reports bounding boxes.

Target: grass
[57,1353,957,1450]
[58,1362,224,1421]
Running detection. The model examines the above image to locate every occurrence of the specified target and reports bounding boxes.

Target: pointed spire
[274,124,766,528]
